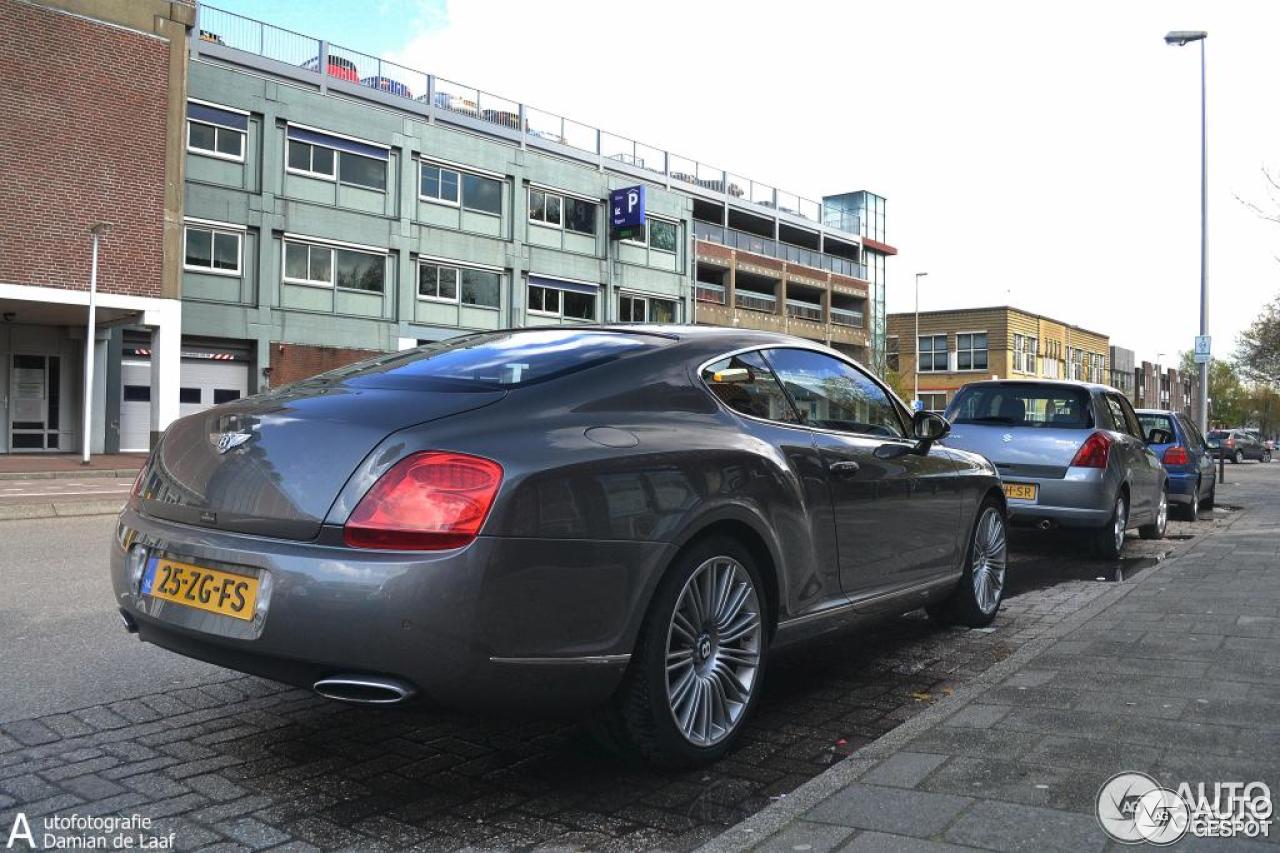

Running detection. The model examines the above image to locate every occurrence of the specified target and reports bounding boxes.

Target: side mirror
[1146,428,1174,445]
[913,410,951,444]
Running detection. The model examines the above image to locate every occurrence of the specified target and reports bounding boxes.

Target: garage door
[119,358,249,452]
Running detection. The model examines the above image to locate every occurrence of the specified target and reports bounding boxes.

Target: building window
[886,336,900,372]
[648,219,678,253]
[184,226,241,275]
[956,332,988,371]
[1013,334,1038,374]
[1068,347,1085,381]
[917,335,948,372]
[179,388,201,404]
[528,189,598,236]
[619,294,678,323]
[418,264,459,302]
[213,389,241,404]
[286,126,388,191]
[420,164,461,205]
[1088,353,1106,384]
[919,392,948,412]
[186,101,246,162]
[462,173,503,215]
[461,269,501,308]
[529,283,595,320]
[123,385,151,402]
[284,240,384,293]
[529,189,562,227]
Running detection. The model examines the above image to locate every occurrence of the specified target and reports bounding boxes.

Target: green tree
[1178,351,1246,427]
[1236,294,1280,387]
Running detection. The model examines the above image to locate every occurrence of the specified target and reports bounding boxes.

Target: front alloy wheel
[592,535,768,766]
[1140,489,1167,540]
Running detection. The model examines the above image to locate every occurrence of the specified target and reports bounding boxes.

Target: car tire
[1092,492,1128,560]
[1233,450,1244,464]
[591,535,768,767]
[1201,485,1216,510]
[1140,488,1168,540]
[1183,482,1200,522]
[1264,451,1272,464]
[926,497,1007,628]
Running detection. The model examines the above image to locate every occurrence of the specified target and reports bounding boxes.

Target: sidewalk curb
[696,522,1228,853]
[0,500,124,521]
[0,468,140,481]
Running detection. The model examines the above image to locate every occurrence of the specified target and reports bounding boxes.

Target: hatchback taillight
[1070,431,1112,469]
[1162,445,1190,466]
[343,451,503,550]
[1226,436,1236,448]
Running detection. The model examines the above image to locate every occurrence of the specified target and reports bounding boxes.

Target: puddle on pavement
[1005,554,1164,596]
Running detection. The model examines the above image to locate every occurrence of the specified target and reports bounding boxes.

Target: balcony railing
[830,306,865,328]
[693,222,867,280]
[194,4,867,237]
[785,299,824,322]
[736,290,778,314]
[695,282,726,305]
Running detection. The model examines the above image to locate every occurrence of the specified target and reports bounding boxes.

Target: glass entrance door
[10,354,61,451]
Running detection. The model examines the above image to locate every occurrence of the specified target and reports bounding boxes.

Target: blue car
[1136,409,1216,521]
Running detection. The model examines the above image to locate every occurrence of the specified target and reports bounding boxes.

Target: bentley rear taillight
[1070,431,1112,469]
[343,451,503,550]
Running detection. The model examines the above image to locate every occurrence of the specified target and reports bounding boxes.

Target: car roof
[957,378,1122,395]
[1135,408,1182,416]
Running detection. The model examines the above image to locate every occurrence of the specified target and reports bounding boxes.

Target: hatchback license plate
[141,557,259,621]
[1003,482,1038,502]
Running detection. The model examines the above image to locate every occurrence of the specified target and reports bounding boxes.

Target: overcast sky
[218,0,1280,367]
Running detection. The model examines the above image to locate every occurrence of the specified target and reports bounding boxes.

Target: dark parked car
[113,327,1006,765]
[1136,409,1216,520]
[1207,429,1271,464]
[942,380,1167,559]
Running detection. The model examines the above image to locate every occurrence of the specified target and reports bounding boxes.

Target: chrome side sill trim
[777,574,961,629]
[489,654,631,666]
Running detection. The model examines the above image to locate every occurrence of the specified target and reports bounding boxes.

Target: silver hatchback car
[942,380,1167,558]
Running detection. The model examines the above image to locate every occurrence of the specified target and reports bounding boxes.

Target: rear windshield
[316,330,666,391]
[946,384,1094,429]
[1138,413,1176,439]
[1207,430,1230,439]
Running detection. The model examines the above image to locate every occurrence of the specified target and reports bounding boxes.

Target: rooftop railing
[195,3,865,237]
[693,222,867,280]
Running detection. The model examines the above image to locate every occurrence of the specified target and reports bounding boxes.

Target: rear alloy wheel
[927,498,1007,628]
[593,536,767,766]
[1140,489,1168,540]
[1233,450,1244,464]
[1183,481,1200,522]
[1093,492,1128,560]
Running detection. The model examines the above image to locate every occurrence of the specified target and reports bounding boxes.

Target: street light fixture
[1164,29,1209,433]
[914,272,928,408]
[82,222,112,465]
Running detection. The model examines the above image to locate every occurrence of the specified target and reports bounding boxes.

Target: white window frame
[419,162,461,207]
[528,187,563,228]
[527,283,596,319]
[621,216,680,253]
[917,334,948,373]
[285,138,337,181]
[281,240,335,288]
[617,292,679,323]
[186,99,247,163]
[954,329,989,373]
[183,222,243,277]
[417,262,461,304]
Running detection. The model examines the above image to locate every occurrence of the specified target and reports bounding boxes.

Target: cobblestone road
[0,512,1222,851]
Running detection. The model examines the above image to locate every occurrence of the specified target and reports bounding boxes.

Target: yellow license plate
[142,557,259,621]
[1003,482,1038,502]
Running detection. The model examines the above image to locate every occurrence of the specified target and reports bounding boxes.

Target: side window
[1102,395,1128,434]
[701,351,799,424]
[764,348,906,438]
[1115,395,1144,439]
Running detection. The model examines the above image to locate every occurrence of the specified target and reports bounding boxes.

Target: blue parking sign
[610,185,646,229]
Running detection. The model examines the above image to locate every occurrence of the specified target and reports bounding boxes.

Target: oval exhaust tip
[313,676,414,705]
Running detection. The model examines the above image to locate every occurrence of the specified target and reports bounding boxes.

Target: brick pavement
[706,464,1279,852]
[0,509,1217,851]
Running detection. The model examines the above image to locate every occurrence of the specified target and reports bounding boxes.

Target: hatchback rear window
[946,384,1093,429]
[1138,413,1175,439]
[318,330,667,391]
[1207,430,1230,439]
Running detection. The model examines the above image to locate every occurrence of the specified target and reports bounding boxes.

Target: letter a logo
[6,813,34,849]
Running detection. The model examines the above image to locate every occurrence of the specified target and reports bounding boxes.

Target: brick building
[0,0,191,453]
[885,306,1110,411]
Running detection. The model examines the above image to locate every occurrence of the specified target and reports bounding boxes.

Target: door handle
[828,460,861,476]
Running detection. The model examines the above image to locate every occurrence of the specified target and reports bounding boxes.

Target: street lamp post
[81,223,111,465]
[913,272,928,407]
[1164,29,1209,433]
